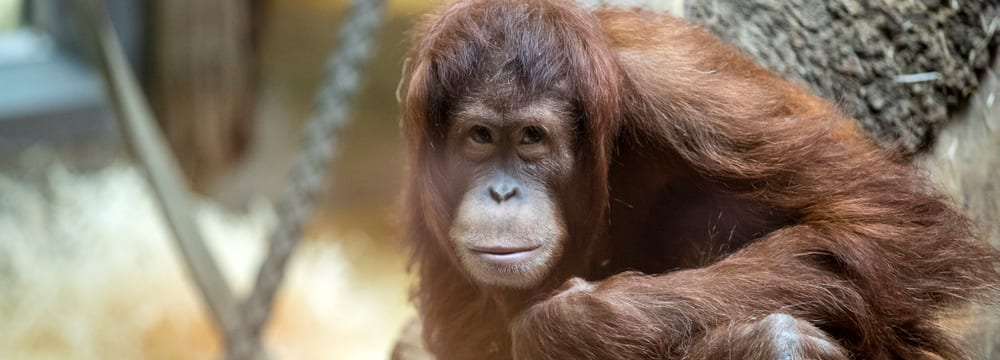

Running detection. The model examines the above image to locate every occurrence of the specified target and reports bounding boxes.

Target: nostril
[489,187,503,202]
[488,186,518,203]
[503,187,517,201]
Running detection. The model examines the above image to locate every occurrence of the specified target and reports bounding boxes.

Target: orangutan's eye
[521,126,545,145]
[470,125,494,144]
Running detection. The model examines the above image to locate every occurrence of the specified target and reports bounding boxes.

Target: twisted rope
[226,0,386,358]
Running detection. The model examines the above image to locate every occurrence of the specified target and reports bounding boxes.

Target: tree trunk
[147,0,258,192]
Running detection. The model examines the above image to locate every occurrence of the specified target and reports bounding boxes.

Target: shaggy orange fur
[400,1,1000,358]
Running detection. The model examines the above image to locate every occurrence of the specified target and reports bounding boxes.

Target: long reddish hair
[400,1,1000,358]
[400,0,625,356]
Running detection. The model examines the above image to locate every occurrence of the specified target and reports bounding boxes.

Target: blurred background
[0,0,434,358]
[0,0,997,359]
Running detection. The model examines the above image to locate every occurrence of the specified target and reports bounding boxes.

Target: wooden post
[147,0,257,192]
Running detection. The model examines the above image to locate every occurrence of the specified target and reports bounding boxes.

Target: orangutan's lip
[469,245,541,264]
[469,245,541,255]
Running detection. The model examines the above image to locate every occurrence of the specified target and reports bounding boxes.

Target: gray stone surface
[688,0,1000,154]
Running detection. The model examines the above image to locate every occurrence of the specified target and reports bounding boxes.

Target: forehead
[452,97,570,127]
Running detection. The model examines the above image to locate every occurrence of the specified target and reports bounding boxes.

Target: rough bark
[687,0,1000,154]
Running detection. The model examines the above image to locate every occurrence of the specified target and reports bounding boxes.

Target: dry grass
[0,160,413,359]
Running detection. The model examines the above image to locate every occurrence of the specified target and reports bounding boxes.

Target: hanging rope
[226,0,387,358]
[80,0,386,357]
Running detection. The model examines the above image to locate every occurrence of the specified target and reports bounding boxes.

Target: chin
[457,242,559,289]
